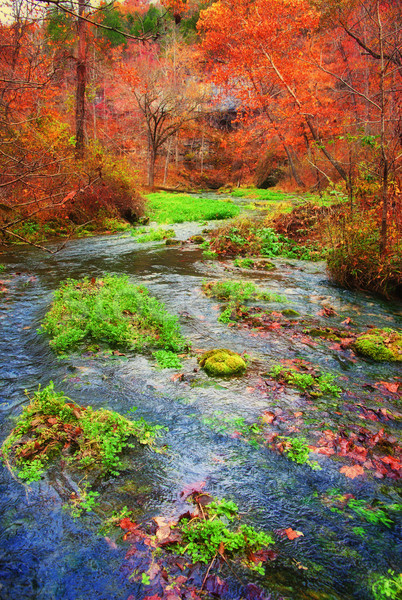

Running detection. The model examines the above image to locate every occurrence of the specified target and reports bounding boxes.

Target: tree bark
[75,0,86,159]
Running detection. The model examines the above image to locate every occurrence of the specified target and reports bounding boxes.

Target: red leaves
[318,306,337,317]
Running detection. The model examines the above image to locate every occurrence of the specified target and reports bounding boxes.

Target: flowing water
[0,220,401,600]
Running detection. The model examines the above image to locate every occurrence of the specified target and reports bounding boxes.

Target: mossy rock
[282,309,300,318]
[198,348,247,376]
[165,238,181,246]
[189,235,205,244]
[353,328,402,361]
[308,327,339,341]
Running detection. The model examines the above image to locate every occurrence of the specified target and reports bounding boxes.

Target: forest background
[0,0,401,296]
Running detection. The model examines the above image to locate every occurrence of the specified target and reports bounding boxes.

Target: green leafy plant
[153,350,183,369]
[347,499,393,527]
[233,257,255,269]
[372,570,402,600]
[201,411,263,447]
[278,436,321,470]
[1,383,166,482]
[39,274,188,354]
[270,362,341,397]
[176,496,274,573]
[68,486,100,518]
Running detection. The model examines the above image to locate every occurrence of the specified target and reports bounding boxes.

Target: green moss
[282,309,300,318]
[353,328,402,361]
[198,349,247,376]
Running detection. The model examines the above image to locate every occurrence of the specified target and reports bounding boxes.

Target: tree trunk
[148,146,156,188]
[75,0,86,159]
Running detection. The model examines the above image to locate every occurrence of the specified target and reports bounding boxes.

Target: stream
[0,218,401,600]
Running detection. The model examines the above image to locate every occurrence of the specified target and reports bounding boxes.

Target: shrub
[325,207,401,297]
[40,274,188,354]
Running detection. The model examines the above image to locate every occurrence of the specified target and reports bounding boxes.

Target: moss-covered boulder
[282,309,300,318]
[353,328,402,361]
[198,349,247,376]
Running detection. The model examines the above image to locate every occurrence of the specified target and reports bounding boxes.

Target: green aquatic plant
[40,274,188,354]
[153,350,183,369]
[278,436,321,470]
[270,363,341,397]
[130,227,175,242]
[202,280,286,304]
[1,383,166,482]
[201,411,263,447]
[353,328,401,361]
[68,486,100,518]
[198,349,247,376]
[176,496,274,573]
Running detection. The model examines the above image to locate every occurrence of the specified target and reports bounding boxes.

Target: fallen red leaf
[381,456,402,471]
[119,517,137,530]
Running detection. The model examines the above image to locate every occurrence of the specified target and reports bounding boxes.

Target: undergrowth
[205,219,325,261]
[40,274,188,354]
[1,382,165,482]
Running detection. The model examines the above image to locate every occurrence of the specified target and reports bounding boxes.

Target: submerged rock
[198,348,247,376]
[353,328,402,361]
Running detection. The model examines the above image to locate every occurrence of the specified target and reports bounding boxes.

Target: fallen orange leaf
[340,464,365,479]
[284,528,304,540]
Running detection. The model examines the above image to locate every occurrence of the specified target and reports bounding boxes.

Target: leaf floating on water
[283,528,304,540]
[340,464,365,479]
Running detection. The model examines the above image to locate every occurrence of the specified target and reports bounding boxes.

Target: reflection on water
[0,223,401,600]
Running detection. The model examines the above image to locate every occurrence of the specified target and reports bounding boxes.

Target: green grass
[1,382,165,482]
[228,187,290,202]
[145,192,240,223]
[40,274,188,354]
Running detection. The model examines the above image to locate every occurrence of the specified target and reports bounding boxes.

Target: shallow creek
[0,221,401,600]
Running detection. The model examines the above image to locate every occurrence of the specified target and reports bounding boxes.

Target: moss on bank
[353,328,402,361]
